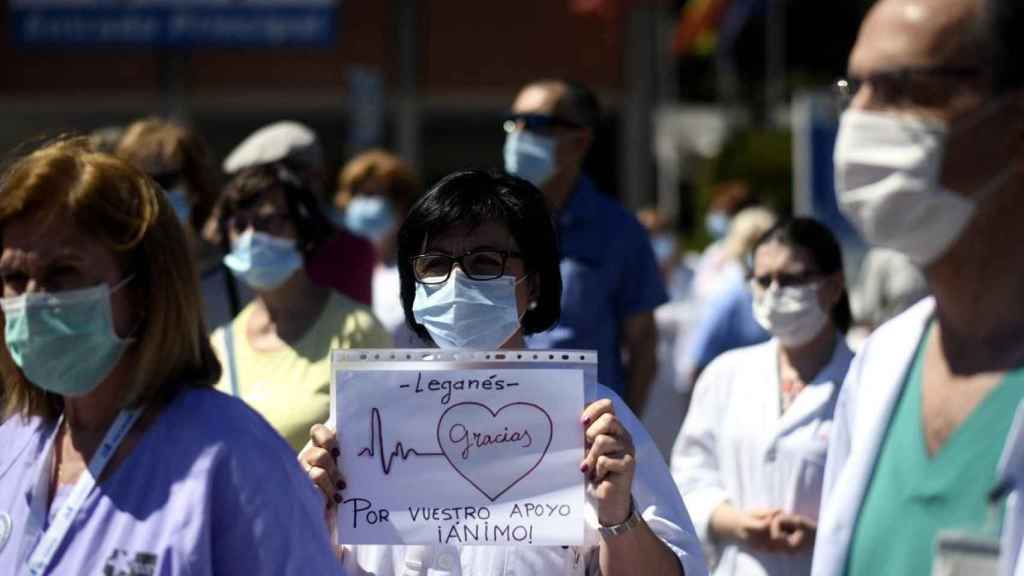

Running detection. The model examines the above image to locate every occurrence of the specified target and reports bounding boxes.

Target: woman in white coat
[671,218,854,576]
[300,171,707,576]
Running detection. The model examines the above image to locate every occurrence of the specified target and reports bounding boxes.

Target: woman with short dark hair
[208,164,391,452]
[301,170,707,576]
[396,170,563,346]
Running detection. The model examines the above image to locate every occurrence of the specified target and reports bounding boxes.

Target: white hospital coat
[672,337,853,576]
[813,298,1024,575]
[338,383,709,576]
[810,299,934,575]
[997,402,1024,576]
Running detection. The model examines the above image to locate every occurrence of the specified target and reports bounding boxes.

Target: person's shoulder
[0,413,49,465]
[865,296,935,349]
[162,388,290,455]
[328,290,373,314]
[328,292,387,330]
[0,411,43,435]
[219,301,258,335]
[693,339,775,393]
[585,184,647,233]
[708,338,775,370]
[159,389,314,501]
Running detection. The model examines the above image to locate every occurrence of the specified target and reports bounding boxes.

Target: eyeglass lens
[414,251,510,283]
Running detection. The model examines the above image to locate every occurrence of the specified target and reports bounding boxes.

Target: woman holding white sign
[0,138,340,574]
[670,217,854,576]
[301,170,707,575]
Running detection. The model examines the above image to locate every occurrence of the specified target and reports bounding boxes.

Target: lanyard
[25,407,142,576]
[221,327,239,396]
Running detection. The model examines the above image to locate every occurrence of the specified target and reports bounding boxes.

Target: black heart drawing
[436,401,554,502]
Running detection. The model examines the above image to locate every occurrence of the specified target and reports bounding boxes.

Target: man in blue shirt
[504,79,667,414]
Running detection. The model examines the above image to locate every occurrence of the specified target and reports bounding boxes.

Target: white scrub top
[336,382,708,576]
[671,337,853,576]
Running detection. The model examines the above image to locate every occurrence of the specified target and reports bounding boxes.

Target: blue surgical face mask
[0,278,133,397]
[344,196,396,242]
[705,211,730,240]
[412,269,526,349]
[651,233,676,266]
[165,185,192,225]
[223,229,303,291]
[503,130,556,188]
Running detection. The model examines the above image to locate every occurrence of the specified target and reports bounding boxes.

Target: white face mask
[834,109,1011,267]
[752,283,829,348]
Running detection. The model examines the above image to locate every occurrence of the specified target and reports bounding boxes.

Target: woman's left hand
[769,512,817,552]
[581,399,636,527]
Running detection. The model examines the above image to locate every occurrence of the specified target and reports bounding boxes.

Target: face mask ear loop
[111,274,135,294]
[513,273,533,323]
[110,275,141,343]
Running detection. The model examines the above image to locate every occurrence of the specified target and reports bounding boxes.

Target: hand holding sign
[329,351,593,546]
[581,399,637,527]
[301,424,344,507]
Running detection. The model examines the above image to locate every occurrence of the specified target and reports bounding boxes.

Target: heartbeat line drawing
[356,402,553,501]
[358,407,444,474]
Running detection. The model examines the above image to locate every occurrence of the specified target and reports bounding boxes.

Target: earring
[528,301,538,311]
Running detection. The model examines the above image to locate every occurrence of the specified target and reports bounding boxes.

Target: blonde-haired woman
[0,138,340,574]
[677,206,778,392]
[116,116,248,331]
[335,149,424,344]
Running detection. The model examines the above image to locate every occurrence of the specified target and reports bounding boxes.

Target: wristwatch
[598,496,642,538]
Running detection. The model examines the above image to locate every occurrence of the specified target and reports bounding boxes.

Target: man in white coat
[812,0,1024,574]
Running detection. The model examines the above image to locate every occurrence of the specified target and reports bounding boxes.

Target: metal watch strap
[598,496,641,538]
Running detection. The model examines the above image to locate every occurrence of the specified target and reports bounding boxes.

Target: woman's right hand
[299,424,346,508]
[710,503,782,549]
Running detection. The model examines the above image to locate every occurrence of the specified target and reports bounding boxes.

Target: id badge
[932,530,1000,576]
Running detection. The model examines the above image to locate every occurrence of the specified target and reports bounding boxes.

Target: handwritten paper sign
[332,350,594,546]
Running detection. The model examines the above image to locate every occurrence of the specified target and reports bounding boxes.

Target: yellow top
[212,292,392,451]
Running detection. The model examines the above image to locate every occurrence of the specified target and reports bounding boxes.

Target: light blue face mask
[343,196,396,242]
[651,233,676,266]
[165,186,192,225]
[705,211,730,240]
[412,269,526,349]
[503,130,556,188]
[223,229,303,291]
[0,278,133,397]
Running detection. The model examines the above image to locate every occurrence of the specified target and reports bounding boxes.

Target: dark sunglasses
[502,113,584,134]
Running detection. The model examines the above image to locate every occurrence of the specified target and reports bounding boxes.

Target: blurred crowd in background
[2,0,1024,574]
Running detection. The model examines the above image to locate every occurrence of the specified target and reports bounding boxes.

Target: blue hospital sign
[9,0,338,47]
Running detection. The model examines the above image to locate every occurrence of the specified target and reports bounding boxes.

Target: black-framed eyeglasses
[750,271,820,290]
[502,113,583,134]
[412,250,523,284]
[833,65,981,109]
